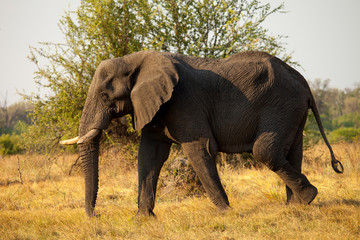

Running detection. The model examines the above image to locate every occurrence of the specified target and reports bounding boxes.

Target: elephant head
[61,50,179,216]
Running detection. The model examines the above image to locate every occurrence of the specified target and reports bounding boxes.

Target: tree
[0,94,32,135]
[0,92,10,133]
[0,95,31,155]
[24,0,294,151]
[149,0,293,60]
[309,78,332,115]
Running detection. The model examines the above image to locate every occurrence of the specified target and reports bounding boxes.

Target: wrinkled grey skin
[77,50,343,217]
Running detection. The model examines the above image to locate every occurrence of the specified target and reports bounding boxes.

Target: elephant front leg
[137,130,171,216]
[182,138,230,211]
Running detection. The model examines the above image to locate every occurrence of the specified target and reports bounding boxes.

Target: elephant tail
[309,95,344,173]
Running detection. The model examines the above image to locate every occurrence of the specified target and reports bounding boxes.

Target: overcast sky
[1,0,360,104]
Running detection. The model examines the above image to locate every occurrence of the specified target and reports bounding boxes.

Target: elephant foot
[275,163,317,205]
[299,184,318,204]
[287,184,318,205]
[136,209,157,218]
[216,204,231,214]
[211,197,230,213]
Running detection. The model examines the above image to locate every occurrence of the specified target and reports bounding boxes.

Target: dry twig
[68,155,81,176]
[16,156,23,184]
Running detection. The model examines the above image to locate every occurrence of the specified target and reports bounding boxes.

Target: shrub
[163,157,205,196]
[0,134,23,156]
[329,127,360,143]
[332,113,360,129]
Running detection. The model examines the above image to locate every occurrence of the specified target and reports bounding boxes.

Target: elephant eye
[109,105,117,116]
[101,92,110,101]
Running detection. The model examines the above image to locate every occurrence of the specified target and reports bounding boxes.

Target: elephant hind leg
[285,138,303,204]
[182,137,230,211]
[276,162,318,205]
[285,113,314,204]
[252,132,317,205]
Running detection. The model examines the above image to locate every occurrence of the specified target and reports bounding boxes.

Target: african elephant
[60,50,343,217]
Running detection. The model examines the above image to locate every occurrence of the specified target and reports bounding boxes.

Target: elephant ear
[130,53,179,131]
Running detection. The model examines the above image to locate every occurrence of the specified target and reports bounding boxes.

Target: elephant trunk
[79,136,101,217]
[77,92,111,216]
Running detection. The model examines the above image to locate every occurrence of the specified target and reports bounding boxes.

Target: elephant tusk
[77,129,101,144]
[60,136,80,145]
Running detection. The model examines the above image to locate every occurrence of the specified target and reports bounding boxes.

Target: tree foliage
[148,0,292,60]
[24,0,293,151]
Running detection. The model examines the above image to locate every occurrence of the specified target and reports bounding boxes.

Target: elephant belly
[212,112,258,154]
[161,93,260,153]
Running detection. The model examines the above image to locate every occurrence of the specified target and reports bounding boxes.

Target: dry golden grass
[0,142,359,239]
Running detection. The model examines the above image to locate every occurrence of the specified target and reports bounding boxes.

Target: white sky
[1,0,360,104]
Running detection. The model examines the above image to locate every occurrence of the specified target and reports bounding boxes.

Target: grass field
[0,143,359,239]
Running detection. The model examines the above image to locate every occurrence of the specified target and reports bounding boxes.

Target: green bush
[332,113,360,129]
[0,134,23,156]
[329,127,360,143]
